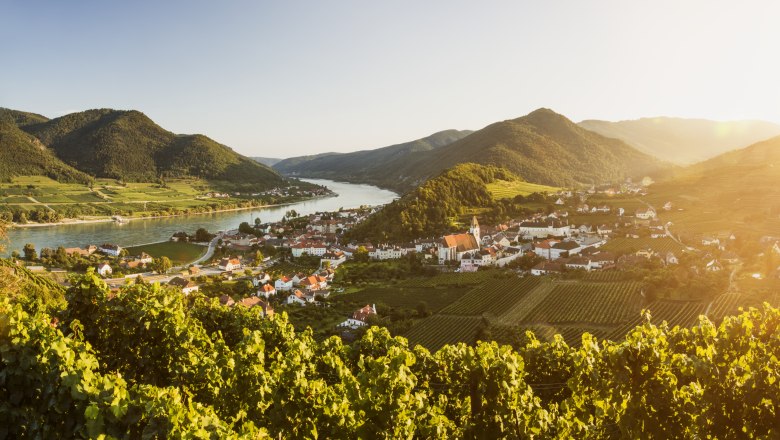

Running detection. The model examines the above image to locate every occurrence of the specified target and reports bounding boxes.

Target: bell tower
[469,216,480,243]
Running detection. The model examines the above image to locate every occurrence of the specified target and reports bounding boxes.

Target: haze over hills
[251,157,284,167]
[3,108,285,189]
[273,129,473,183]
[579,117,780,165]
[648,135,780,235]
[0,110,92,183]
[276,109,669,193]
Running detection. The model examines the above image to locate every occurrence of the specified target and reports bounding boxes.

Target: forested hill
[276,109,669,193]
[1,267,778,438]
[5,108,285,189]
[273,129,473,182]
[579,117,780,165]
[0,111,92,183]
[347,163,518,242]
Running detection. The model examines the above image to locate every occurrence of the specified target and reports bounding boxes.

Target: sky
[2,1,779,157]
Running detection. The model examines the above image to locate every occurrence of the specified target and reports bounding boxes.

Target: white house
[531,261,563,275]
[291,241,328,257]
[168,277,199,294]
[99,244,123,257]
[274,276,294,291]
[518,219,571,239]
[96,263,113,277]
[286,289,313,305]
[635,208,657,220]
[219,257,242,272]
[257,283,277,297]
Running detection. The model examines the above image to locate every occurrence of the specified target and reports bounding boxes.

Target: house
[340,304,377,328]
[219,294,235,307]
[555,198,565,205]
[518,219,571,239]
[438,217,481,263]
[370,246,405,260]
[564,257,592,271]
[286,289,313,305]
[99,244,123,257]
[299,275,328,291]
[96,263,113,277]
[635,208,656,220]
[665,252,679,265]
[550,240,581,260]
[636,249,655,259]
[252,272,271,287]
[168,276,199,294]
[275,276,294,291]
[588,251,617,269]
[320,251,346,268]
[290,241,328,258]
[701,237,720,247]
[257,283,277,297]
[188,266,200,276]
[705,259,723,272]
[218,257,242,272]
[138,252,153,264]
[663,201,673,211]
[531,261,564,275]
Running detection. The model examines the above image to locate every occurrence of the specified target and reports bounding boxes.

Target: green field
[0,176,258,221]
[125,241,206,265]
[486,179,560,199]
[330,286,467,313]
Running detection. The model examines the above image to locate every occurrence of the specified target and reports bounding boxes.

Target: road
[189,234,222,267]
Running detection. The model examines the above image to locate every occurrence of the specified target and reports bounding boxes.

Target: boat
[112,215,129,224]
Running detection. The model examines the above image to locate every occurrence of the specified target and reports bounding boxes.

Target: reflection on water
[3,179,397,255]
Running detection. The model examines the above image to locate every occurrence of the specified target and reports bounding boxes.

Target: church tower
[469,216,480,243]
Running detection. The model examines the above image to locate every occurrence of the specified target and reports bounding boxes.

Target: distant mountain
[15,109,284,189]
[251,157,284,167]
[277,109,667,193]
[649,135,780,235]
[347,163,519,242]
[579,117,780,165]
[273,129,473,186]
[0,110,91,183]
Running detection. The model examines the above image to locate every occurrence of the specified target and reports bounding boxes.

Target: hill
[0,111,92,183]
[277,109,668,193]
[273,129,472,184]
[644,135,780,236]
[251,157,284,167]
[347,163,536,242]
[579,117,780,165]
[18,109,284,189]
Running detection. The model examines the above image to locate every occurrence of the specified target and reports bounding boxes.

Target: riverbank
[8,193,336,230]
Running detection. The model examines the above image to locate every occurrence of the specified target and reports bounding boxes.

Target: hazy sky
[2,1,778,156]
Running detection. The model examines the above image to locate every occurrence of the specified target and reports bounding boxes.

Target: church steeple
[469,216,480,243]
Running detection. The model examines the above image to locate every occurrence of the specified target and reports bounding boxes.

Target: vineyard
[601,237,686,254]
[397,271,502,288]
[439,277,543,316]
[403,315,484,352]
[330,286,466,312]
[580,270,635,282]
[609,299,707,339]
[522,281,644,325]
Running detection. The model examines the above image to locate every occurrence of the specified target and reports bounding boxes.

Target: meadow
[486,179,559,199]
[125,241,206,265]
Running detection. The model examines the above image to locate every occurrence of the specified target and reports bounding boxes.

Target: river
[3,179,397,255]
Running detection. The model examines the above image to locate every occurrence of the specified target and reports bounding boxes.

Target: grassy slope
[579,117,780,165]
[125,241,206,265]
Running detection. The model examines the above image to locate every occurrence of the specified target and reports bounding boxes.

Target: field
[330,286,467,313]
[125,241,206,265]
[404,275,650,350]
[601,237,687,254]
[397,271,502,288]
[486,179,560,199]
[0,176,257,221]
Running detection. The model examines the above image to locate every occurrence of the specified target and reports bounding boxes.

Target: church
[437,216,481,264]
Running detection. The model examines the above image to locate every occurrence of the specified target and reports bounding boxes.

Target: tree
[151,256,172,274]
[354,246,369,262]
[254,250,264,265]
[194,227,213,243]
[23,243,37,261]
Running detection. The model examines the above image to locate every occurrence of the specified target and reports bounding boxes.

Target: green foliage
[18,108,284,189]
[277,108,668,193]
[348,163,515,241]
[1,271,779,438]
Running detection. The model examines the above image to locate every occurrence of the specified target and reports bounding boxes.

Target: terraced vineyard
[523,281,644,325]
[580,271,633,282]
[404,315,483,352]
[491,324,612,348]
[330,287,466,312]
[707,293,744,321]
[609,299,707,340]
[601,237,686,254]
[440,277,542,316]
[398,271,501,288]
